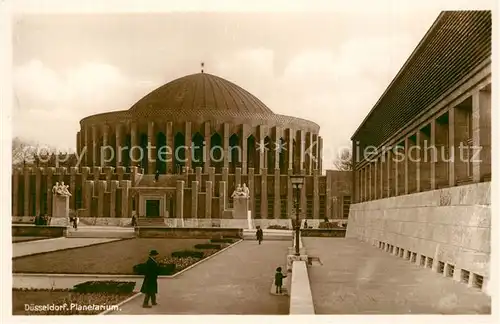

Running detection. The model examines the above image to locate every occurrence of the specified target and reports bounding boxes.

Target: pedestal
[233,197,249,219]
[52,195,69,218]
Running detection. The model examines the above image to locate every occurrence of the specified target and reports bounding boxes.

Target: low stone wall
[163,218,292,229]
[300,219,348,228]
[289,260,315,314]
[135,227,243,239]
[12,225,67,238]
[347,182,491,294]
[301,228,346,237]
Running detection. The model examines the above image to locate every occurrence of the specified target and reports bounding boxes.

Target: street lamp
[290,175,305,256]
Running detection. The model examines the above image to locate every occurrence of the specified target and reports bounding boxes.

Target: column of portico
[131,122,138,167]
[274,127,281,171]
[318,136,323,174]
[415,132,421,192]
[379,155,384,198]
[84,126,90,166]
[472,88,491,182]
[299,130,305,172]
[287,129,294,173]
[185,122,192,174]
[241,125,248,174]
[430,119,437,189]
[76,132,81,157]
[101,125,109,167]
[148,121,156,174]
[222,123,229,171]
[448,107,456,187]
[166,122,174,174]
[393,147,399,196]
[364,166,368,201]
[386,150,392,197]
[404,137,409,194]
[304,132,311,175]
[367,163,372,200]
[115,124,123,167]
[204,122,211,174]
[92,125,98,166]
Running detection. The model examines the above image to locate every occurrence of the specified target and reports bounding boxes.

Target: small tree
[333,148,353,171]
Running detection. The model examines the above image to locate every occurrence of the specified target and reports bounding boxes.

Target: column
[394,148,399,196]
[219,181,227,218]
[299,130,305,172]
[176,180,184,219]
[97,180,106,217]
[208,167,215,194]
[318,136,323,174]
[313,169,319,219]
[430,119,437,190]
[274,127,281,171]
[203,122,211,173]
[367,164,372,201]
[386,150,392,197]
[374,160,378,199]
[102,125,109,167]
[130,122,138,166]
[258,126,265,172]
[223,123,229,170]
[13,169,19,216]
[166,122,174,174]
[248,168,255,214]
[222,167,229,185]
[305,132,311,175]
[192,181,199,219]
[287,129,294,172]
[119,180,131,218]
[273,169,280,219]
[35,168,41,216]
[448,107,456,187]
[300,169,306,218]
[205,181,212,219]
[110,180,119,218]
[69,167,77,210]
[325,170,332,217]
[92,125,98,166]
[235,167,242,186]
[76,132,81,157]
[115,124,123,167]
[416,132,421,192]
[23,168,31,216]
[241,125,248,174]
[84,126,90,166]
[185,121,192,173]
[404,137,409,194]
[148,121,156,174]
[379,156,384,198]
[260,168,268,218]
[472,89,491,182]
[287,169,294,218]
[84,180,94,217]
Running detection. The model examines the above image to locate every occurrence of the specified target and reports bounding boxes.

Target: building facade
[346,11,492,294]
[12,72,352,224]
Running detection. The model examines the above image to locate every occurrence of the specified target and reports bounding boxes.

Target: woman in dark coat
[141,249,160,308]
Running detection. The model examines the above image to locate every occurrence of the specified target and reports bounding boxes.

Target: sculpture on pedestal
[52,181,72,197]
[231,183,250,198]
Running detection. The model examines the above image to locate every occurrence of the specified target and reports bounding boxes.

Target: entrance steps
[136,217,165,227]
[66,226,135,238]
[243,229,293,241]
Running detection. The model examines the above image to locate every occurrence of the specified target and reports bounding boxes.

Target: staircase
[136,217,166,227]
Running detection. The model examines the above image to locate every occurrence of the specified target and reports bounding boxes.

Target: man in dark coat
[141,249,160,308]
[256,226,263,245]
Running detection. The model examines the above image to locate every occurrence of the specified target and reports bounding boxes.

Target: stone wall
[12,225,67,237]
[346,182,490,294]
[300,229,346,237]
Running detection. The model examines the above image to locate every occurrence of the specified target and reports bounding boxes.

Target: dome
[129,72,275,117]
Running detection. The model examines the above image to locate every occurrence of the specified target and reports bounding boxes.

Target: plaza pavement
[303,237,491,314]
[109,240,290,315]
[13,237,120,258]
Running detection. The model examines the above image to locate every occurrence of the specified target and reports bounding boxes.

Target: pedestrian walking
[141,249,160,308]
[155,169,160,182]
[304,220,308,229]
[256,226,263,244]
[274,267,287,294]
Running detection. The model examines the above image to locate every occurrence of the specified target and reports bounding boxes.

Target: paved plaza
[304,237,491,314]
[110,240,291,315]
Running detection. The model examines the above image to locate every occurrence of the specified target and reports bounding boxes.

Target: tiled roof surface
[352,11,491,147]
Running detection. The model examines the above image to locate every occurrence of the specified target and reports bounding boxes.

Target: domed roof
[129,73,275,116]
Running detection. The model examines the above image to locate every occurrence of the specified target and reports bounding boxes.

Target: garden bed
[13,281,136,315]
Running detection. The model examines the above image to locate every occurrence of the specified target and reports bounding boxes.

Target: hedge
[194,243,222,250]
[72,281,135,294]
[133,263,176,275]
[171,250,204,259]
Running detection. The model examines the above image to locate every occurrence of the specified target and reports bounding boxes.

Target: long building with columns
[12,71,352,225]
[346,11,492,294]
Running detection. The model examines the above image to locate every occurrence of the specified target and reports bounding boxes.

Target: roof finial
[201,62,204,73]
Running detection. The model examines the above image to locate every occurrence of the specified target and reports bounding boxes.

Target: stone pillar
[195,167,202,184]
[103,166,113,181]
[318,136,323,174]
[166,121,174,174]
[287,128,294,172]
[147,121,156,174]
[325,170,332,218]
[69,167,77,210]
[404,137,409,194]
[393,149,399,196]
[248,168,255,214]
[192,181,199,219]
[274,127,281,171]
[205,181,212,219]
[110,180,119,218]
[287,169,294,218]
[115,124,122,167]
[33,168,41,216]
[223,123,229,169]
[120,180,131,218]
[52,194,69,218]
[116,166,125,182]
[176,180,184,219]
[221,167,228,186]
[92,125,98,166]
[235,167,242,186]
[203,122,211,173]
[84,126,90,166]
[416,132,421,192]
[448,107,456,187]
[260,168,268,219]
[76,131,81,157]
[208,167,215,194]
[80,167,89,207]
[102,125,109,167]
[84,180,94,217]
[472,88,491,182]
[97,180,107,217]
[23,168,31,216]
[130,122,138,166]
[313,169,319,219]
[305,132,311,175]
[258,126,265,172]
[185,121,192,174]
[241,125,248,175]
[233,197,249,219]
[378,156,383,198]
[430,119,437,190]
[273,169,280,219]
[219,181,227,218]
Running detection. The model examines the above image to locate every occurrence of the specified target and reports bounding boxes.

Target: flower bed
[194,243,222,250]
[73,281,135,294]
[267,225,289,230]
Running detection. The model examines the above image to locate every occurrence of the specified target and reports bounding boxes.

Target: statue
[231,183,249,198]
[52,181,72,197]
[242,183,250,197]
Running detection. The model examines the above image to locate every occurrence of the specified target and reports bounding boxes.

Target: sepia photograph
[3,0,496,319]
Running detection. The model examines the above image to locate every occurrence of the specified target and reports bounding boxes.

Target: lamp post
[290,175,305,256]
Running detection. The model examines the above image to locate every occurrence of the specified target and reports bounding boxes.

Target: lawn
[12,289,135,315]
[12,238,209,274]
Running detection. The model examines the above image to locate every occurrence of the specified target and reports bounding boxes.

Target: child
[275,267,287,294]
[256,226,263,245]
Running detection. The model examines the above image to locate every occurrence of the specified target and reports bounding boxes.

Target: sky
[11,4,448,168]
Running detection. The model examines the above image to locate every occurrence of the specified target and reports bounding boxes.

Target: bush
[194,243,222,250]
[133,263,176,275]
[171,250,204,259]
[267,225,289,230]
[72,281,135,294]
[210,238,234,243]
